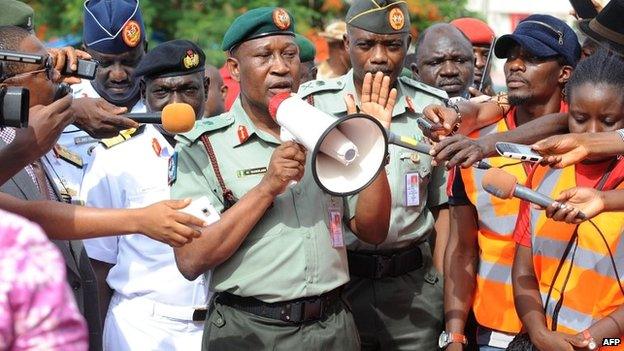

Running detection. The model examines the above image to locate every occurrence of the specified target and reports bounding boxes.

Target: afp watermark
[603,338,622,347]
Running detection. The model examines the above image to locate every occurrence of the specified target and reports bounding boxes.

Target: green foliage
[25,0,475,66]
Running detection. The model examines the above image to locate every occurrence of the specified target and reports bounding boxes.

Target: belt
[111,294,208,322]
[216,287,343,324]
[347,243,424,279]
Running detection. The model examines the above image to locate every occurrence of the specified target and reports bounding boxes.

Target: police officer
[171,6,391,350]
[43,0,148,208]
[298,0,450,349]
[81,40,210,350]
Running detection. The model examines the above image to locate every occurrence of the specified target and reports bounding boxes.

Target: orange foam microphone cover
[161,103,196,134]
[481,168,518,199]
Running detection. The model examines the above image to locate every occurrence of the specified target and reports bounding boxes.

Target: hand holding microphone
[481,168,587,221]
[124,103,196,133]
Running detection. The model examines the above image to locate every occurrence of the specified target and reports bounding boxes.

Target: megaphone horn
[269,93,389,196]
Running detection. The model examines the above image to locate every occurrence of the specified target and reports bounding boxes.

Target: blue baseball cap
[83,0,146,54]
[495,14,580,67]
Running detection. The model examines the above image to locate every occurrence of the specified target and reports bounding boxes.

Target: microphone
[124,103,196,134]
[481,168,587,220]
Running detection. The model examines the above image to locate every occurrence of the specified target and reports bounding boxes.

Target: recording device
[495,142,543,163]
[0,49,43,64]
[63,59,98,80]
[124,103,196,133]
[53,82,72,101]
[569,0,599,19]
[481,168,587,220]
[0,86,29,128]
[478,36,496,93]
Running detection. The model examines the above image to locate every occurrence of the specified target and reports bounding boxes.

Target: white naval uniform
[42,79,146,205]
[81,124,209,351]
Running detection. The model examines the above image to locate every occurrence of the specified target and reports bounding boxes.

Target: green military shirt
[298,70,449,251]
[171,98,349,303]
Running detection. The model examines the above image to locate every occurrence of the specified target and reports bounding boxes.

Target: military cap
[0,0,34,31]
[295,34,316,63]
[345,0,410,34]
[221,7,296,52]
[451,18,495,46]
[134,39,205,79]
[83,0,146,54]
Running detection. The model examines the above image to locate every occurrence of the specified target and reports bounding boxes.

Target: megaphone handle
[388,132,431,154]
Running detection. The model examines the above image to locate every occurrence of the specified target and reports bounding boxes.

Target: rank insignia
[53,144,83,168]
[122,20,141,48]
[237,125,249,144]
[152,137,162,157]
[168,152,178,186]
[183,49,200,69]
[272,8,291,30]
[388,7,405,31]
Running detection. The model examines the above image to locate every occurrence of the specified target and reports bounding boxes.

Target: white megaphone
[269,93,388,196]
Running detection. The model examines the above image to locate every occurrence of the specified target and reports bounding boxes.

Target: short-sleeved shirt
[298,70,449,251]
[81,124,209,306]
[0,210,88,351]
[171,99,349,303]
[40,80,147,205]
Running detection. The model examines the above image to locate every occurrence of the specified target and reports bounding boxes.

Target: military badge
[388,7,405,31]
[272,8,291,30]
[122,20,141,48]
[183,49,200,69]
[237,125,249,144]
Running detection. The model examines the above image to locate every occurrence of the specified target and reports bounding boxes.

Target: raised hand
[345,71,397,129]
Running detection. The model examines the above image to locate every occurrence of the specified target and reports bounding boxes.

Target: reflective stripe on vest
[530,164,624,334]
[460,118,523,333]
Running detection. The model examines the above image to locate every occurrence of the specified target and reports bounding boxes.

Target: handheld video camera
[0,86,29,128]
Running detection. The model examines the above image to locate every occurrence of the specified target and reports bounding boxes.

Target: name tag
[404,172,420,207]
[236,167,267,178]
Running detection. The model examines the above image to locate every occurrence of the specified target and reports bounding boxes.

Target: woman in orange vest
[513,50,624,350]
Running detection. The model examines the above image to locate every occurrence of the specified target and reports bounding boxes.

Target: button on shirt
[299,70,449,251]
[171,99,349,303]
[81,124,208,306]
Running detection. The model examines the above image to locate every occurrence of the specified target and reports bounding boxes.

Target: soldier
[170,6,392,350]
[298,0,450,349]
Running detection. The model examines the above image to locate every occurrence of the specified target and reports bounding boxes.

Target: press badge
[404,172,420,207]
[328,199,344,248]
[178,196,221,228]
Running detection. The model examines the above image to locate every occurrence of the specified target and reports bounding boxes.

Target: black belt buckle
[192,307,208,322]
[303,299,323,322]
[373,254,393,279]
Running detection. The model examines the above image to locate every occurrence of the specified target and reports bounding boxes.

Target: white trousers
[103,294,204,351]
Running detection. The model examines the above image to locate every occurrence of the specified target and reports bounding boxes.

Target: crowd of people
[2,0,624,350]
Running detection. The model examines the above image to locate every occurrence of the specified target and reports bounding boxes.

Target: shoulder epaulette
[298,78,346,98]
[99,124,145,149]
[399,76,448,101]
[176,114,234,144]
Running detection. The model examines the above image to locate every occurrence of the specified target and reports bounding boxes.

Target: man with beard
[171,7,390,350]
[442,15,579,350]
[298,0,450,349]
[413,23,475,100]
[451,17,496,97]
[80,40,210,351]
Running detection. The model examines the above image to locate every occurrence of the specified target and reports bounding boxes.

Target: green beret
[346,0,410,34]
[0,0,34,31]
[134,39,206,79]
[295,34,316,63]
[222,7,296,52]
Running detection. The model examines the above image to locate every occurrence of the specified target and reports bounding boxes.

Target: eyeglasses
[2,55,55,82]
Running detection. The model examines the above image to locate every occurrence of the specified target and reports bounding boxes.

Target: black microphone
[482,168,587,220]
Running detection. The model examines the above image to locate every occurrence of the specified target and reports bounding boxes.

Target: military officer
[298,1,450,349]
[171,7,392,351]
[81,40,210,350]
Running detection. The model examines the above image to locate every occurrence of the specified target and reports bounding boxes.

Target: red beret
[451,17,495,46]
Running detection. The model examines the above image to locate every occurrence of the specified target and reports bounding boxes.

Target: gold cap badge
[388,7,405,31]
[273,8,291,31]
[183,49,200,69]
[122,20,141,48]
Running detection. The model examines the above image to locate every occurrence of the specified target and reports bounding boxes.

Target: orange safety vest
[460,115,525,333]
[529,164,624,340]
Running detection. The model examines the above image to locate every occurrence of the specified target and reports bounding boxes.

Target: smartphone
[569,0,599,19]
[495,142,543,163]
[416,117,445,139]
[63,59,99,80]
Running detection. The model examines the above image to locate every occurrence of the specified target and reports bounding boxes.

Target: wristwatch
[582,329,598,350]
[438,331,467,349]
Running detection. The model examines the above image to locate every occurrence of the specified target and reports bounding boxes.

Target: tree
[26,0,476,66]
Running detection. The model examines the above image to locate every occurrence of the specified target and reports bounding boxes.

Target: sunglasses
[3,55,56,82]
